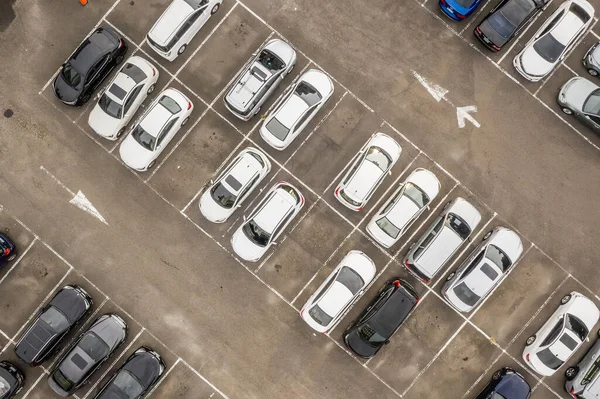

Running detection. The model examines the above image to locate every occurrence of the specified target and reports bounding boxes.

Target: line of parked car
[35,0,600,397]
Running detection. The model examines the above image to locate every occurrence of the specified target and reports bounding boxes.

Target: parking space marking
[38,0,125,94]
[179,358,231,399]
[81,328,146,399]
[21,372,46,399]
[461,351,504,399]
[145,357,182,398]
[562,61,579,76]
[0,237,37,287]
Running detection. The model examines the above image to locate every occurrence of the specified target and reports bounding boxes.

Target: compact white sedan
[199,147,271,223]
[147,0,223,61]
[260,69,334,150]
[231,182,304,262]
[119,88,193,171]
[334,133,402,211]
[300,250,376,333]
[88,56,159,140]
[523,292,599,376]
[366,168,440,248]
[513,0,594,82]
[441,227,523,313]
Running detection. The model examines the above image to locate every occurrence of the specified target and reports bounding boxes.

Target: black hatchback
[53,26,127,106]
[92,347,166,399]
[0,361,24,399]
[15,285,93,366]
[343,279,419,358]
[0,232,17,267]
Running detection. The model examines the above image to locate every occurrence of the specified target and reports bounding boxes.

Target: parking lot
[1,0,600,397]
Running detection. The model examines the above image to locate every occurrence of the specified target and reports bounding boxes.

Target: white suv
[147,0,223,61]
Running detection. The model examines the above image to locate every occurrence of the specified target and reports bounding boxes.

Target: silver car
[558,77,600,133]
[565,330,600,398]
[224,39,297,121]
[583,41,600,76]
[403,197,482,284]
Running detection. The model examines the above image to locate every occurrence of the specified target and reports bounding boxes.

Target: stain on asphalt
[0,0,16,32]
[4,109,13,118]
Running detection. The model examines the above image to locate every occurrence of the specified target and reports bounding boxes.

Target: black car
[48,314,127,397]
[0,232,17,267]
[475,367,531,399]
[343,278,419,358]
[474,0,547,51]
[93,347,166,399]
[15,285,93,366]
[53,27,127,106]
[0,362,24,399]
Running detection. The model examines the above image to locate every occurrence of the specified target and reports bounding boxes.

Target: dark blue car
[439,0,484,20]
[475,367,531,399]
[0,232,17,267]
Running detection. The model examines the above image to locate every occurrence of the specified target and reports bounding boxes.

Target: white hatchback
[147,0,223,61]
[300,250,376,333]
[231,182,304,262]
[334,133,402,211]
[514,0,594,81]
[523,292,599,376]
[366,168,440,248]
[260,69,334,150]
[119,88,193,171]
[88,56,159,140]
[199,147,271,223]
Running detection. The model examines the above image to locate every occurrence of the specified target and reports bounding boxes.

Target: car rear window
[121,63,147,83]
[113,370,144,397]
[53,369,75,391]
[294,81,322,107]
[537,348,563,370]
[308,304,332,326]
[61,63,81,87]
[242,220,270,247]
[566,315,589,341]
[404,183,429,208]
[533,34,565,63]
[336,266,365,295]
[570,3,591,23]
[376,216,401,239]
[98,93,123,119]
[448,213,471,239]
[159,96,182,114]
[365,147,392,172]
[131,125,155,151]
[210,183,236,209]
[265,118,290,141]
[453,282,480,306]
[486,244,512,271]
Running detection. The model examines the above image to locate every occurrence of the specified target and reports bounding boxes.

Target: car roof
[222,154,263,194]
[383,194,420,231]
[140,102,174,137]
[369,286,417,336]
[71,30,116,73]
[344,160,384,201]
[149,0,194,44]
[462,260,503,296]
[49,287,86,323]
[276,94,309,128]
[252,188,296,233]
[546,329,582,360]
[415,226,463,275]
[317,282,353,317]
[227,63,274,110]
[106,73,137,105]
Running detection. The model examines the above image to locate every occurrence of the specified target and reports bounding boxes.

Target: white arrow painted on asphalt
[456,106,481,128]
[40,166,108,225]
[411,70,448,102]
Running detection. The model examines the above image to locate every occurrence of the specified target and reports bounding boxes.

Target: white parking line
[461,351,503,399]
[179,358,231,399]
[21,372,47,398]
[145,357,182,398]
[0,238,37,287]
[562,62,579,76]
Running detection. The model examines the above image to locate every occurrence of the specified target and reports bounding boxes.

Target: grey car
[565,330,600,398]
[557,77,600,133]
[583,41,600,76]
[48,314,127,397]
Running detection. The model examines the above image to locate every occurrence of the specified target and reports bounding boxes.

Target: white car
[334,133,402,211]
[300,250,376,333]
[119,88,193,171]
[147,0,223,61]
[523,292,599,376]
[231,182,304,262]
[259,69,334,150]
[366,168,440,248]
[88,56,159,140]
[441,227,523,313]
[199,147,271,223]
[513,0,594,82]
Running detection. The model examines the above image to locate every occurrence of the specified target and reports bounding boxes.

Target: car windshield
[210,183,237,209]
[453,282,480,306]
[358,324,387,345]
[0,375,13,397]
[566,315,589,341]
[40,307,70,333]
[376,217,401,239]
[485,244,511,271]
[404,182,429,208]
[308,304,333,326]
[98,93,123,119]
[265,118,290,141]
[159,96,182,114]
[61,63,81,87]
[242,220,270,247]
[53,369,75,391]
[537,348,563,370]
[533,34,565,63]
[583,89,600,115]
[489,10,517,38]
[337,267,365,295]
[447,213,471,239]
[365,147,392,171]
[113,370,144,398]
[121,63,147,83]
[131,125,156,151]
[294,81,322,107]
[258,49,285,71]
[79,333,110,361]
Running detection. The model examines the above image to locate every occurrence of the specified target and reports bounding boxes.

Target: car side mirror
[272,241,278,246]
[388,171,392,176]
[236,204,242,208]
[587,336,591,342]
[384,340,390,345]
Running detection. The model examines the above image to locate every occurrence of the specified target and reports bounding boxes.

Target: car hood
[560,77,598,112]
[231,226,267,262]
[519,45,554,78]
[344,328,380,358]
[53,74,81,104]
[199,190,232,223]
[119,135,154,170]
[88,104,122,138]
[478,18,511,47]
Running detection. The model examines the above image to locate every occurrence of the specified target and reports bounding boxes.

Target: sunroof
[480,263,499,280]
[72,353,88,370]
[108,84,127,100]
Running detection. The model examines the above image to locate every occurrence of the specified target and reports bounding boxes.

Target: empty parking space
[147,359,222,399]
[106,0,170,46]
